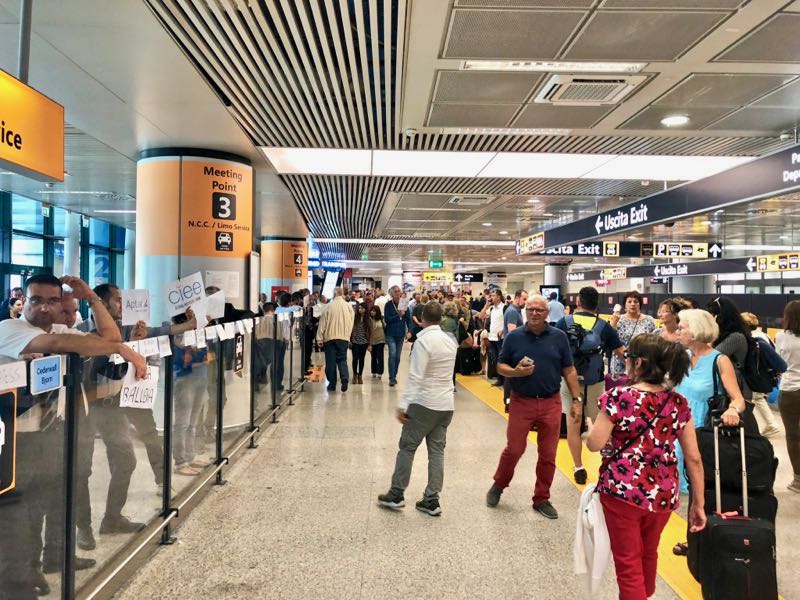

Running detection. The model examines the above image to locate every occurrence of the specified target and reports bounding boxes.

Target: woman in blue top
[674,309,745,494]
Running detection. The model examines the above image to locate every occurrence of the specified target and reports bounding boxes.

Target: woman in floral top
[587,334,706,600]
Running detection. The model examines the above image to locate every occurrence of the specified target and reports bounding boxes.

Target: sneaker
[174,464,200,476]
[533,500,559,520]
[574,467,588,485]
[341,379,349,392]
[99,515,145,535]
[377,491,405,510]
[491,380,504,387]
[788,477,800,494]
[486,484,503,508]
[77,526,96,551]
[415,498,442,516]
[389,379,397,387]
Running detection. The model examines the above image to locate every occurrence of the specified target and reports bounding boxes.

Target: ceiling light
[94,209,136,214]
[527,198,539,204]
[543,213,555,217]
[501,257,507,260]
[660,115,690,127]
[780,236,790,240]
[482,222,492,227]
[582,155,750,181]
[372,150,495,177]
[499,230,509,235]
[479,152,615,179]
[313,238,515,247]
[260,147,371,175]
[461,60,647,74]
[440,127,571,136]
[700,220,712,226]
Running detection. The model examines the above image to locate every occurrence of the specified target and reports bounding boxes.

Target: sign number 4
[294,253,303,264]
[212,192,236,220]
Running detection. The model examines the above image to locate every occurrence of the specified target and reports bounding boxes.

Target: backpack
[742,336,786,393]
[565,315,606,385]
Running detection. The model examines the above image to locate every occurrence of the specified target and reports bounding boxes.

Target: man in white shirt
[0,274,146,597]
[377,301,457,517]
[479,289,506,386]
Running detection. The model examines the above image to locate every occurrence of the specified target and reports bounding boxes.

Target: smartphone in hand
[518,356,534,367]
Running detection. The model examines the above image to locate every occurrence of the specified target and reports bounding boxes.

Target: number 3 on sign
[212,192,236,220]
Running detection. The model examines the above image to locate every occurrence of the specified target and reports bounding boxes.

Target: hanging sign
[119,365,159,410]
[163,272,205,317]
[234,333,245,373]
[0,68,64,181]
[755,253,800,273]
[423,271,454,284]
[515,232,545,255]
[653,242,709,259]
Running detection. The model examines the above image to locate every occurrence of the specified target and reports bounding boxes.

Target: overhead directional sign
[601,267,627,280]
[423,271,453,284]
[534,241,666,258]
[428,259,444,269]
[533,144,800,250]
[709,243,724,258]
[453,272,483,283]
[653,242,714,259]
[567,256,755,281]
[516,232,545,255]
[755,253,800,273]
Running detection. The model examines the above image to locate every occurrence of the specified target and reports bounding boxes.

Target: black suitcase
[687,424,778,599]
[456,347,480,375]
[696,426,777,494]
[703,488,778,524]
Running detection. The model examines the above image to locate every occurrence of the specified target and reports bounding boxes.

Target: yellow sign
[0,69,64,181]
[603,241,619,257]
[516,232,545,256]
[654,242,708,259]
[423,271,454,284]
[756,254,800,273]
[601,267,627,280]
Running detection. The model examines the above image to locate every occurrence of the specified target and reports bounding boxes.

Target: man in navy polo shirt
[485,294,582,520]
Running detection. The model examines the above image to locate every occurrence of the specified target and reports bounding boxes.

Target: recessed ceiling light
[780,235,790,240]
[660,115,690,127]
[501,257,507,260]
[461,60,647,74]
[527,198,539,203]
[499,230,509,235]
[482,222,492,226]
[700,220,712,226]
[543,213,554,217]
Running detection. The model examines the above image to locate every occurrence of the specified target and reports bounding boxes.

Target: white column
[544,264,567,286]
[62,212,81,276]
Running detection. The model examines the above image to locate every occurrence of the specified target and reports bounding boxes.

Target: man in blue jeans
[383,285,412,386]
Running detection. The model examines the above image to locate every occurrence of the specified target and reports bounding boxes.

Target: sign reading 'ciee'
[0,69,64,182]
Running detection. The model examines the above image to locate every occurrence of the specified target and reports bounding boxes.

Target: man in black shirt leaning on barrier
[0,274,145,599]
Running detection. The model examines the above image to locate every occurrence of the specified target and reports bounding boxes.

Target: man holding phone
[486,295,581,520]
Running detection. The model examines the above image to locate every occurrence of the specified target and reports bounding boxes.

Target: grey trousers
[390,404,453,500]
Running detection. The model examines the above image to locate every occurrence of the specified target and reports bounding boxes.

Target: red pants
[492,391,561,504]
[601,494,671,600]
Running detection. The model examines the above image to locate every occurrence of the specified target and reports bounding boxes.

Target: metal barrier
[0,308,308,600]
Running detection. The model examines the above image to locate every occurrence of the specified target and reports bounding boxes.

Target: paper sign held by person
[119,365,159,410]
[163,272,204,317]
[121,289,150,326]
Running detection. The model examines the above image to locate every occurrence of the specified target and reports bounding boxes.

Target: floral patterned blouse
[597,386,692,513]
[610,315,657,377]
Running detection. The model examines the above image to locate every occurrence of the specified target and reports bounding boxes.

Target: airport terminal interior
[3,0,800,599]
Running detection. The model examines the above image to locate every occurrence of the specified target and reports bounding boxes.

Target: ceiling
[3,0,800,275]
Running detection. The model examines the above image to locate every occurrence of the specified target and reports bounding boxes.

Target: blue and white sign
[29,356,62,395]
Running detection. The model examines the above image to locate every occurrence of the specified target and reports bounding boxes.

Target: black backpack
[564,315,606,385]
[741,337,783,393]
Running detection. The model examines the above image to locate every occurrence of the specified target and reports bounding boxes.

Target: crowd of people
[2,277,798,599]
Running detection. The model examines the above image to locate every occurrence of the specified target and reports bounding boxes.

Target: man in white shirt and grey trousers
[378,301,457,516]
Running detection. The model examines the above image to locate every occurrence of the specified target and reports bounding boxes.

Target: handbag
[605,317,642,391]
[707,354,758,432]
[457,322,472,348]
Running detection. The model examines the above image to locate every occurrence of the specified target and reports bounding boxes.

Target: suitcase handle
[712,421,748,517]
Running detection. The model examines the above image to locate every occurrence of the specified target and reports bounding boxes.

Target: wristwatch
[572,396,583,404]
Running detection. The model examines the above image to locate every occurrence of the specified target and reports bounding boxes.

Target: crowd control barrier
[0,308,309,599]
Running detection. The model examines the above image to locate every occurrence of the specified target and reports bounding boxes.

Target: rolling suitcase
[456,347,480,375]
[687,424,778,599]
[696,426,777,494]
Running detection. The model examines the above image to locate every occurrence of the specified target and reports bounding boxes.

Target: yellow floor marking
[457,374,703,600]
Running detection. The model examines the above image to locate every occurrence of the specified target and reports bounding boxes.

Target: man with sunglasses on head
[0,274,146,598]
[485,294,581,520]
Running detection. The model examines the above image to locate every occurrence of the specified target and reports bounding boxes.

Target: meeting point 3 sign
[0,390,17,495]
[181,159,253,259]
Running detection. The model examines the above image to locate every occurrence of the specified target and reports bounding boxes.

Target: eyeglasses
[26,296,61,307]
[525,308,548,313]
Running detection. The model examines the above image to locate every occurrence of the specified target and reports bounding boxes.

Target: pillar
[124,228,135,290]
[260,237,308,300]
[135,148,254,323]
[544,264,568,287]
[62,211,80,276]
[671,274,716,295]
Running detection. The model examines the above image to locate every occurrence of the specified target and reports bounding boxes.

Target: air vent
[534,74,647,106]
[448,195,494,206]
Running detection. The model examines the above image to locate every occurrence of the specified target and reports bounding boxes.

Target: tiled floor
[114,349,800,600]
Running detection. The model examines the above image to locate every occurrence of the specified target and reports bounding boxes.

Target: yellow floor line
[457,374,703,600]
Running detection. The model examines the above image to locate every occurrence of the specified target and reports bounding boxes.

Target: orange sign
[282,241,308,280]
[0,69,64,181]
[180,159,253,259]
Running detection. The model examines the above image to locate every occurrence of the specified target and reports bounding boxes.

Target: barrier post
[288,313,295,398]
[248,319,258,449]
[160,354,177,544]
[62,353,81,600]
[214,340,226,485]
[271,314,279,423]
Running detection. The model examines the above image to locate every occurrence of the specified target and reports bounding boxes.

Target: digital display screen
[321,271,339,299]
[540,285,561,301]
